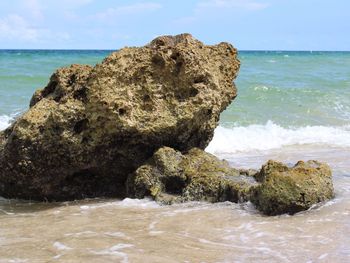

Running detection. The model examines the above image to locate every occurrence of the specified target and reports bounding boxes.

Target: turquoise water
[0,50,111,116]
[226,51,350,127]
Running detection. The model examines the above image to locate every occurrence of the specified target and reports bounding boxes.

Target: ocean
[1,50,350,262]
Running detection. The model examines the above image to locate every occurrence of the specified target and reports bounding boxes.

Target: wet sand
[1,146,349,262]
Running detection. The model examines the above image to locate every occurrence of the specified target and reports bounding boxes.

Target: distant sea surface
[1,50,350,262]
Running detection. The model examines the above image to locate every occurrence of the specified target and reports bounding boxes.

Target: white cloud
[22,0,44,20]
[0,14,70,43]
[65,0,93,5]
[197,0,269,11]
[95,2,162,21]
[37,0,94,10]
[173,0,268,26]
[0,14,39,41]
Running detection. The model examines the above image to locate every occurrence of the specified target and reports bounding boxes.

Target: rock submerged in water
[128,147,334,215]
[0,34,240,200]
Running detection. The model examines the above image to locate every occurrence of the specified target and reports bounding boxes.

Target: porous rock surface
[127,147,334,215]
[127,147,258,204]
[251,160,334,215]
[0,34,240,200]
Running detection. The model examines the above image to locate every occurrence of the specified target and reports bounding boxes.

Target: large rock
[0,34,240,200]
[251,160,334,215]
[127,147,258,204]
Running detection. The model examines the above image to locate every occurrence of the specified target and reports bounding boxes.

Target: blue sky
[0,0,349,50]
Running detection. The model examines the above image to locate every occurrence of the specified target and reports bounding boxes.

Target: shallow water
[1,50,350,262]
[0,148,349,263]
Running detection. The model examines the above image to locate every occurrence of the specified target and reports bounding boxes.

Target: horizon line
[0,49,349,52]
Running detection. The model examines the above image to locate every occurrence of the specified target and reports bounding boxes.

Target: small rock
[250,160,334,215]
[127,147,258,204]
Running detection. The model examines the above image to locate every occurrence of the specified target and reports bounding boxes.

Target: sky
[0,0,349,50]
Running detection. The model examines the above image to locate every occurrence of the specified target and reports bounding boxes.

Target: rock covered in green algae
[127,147,258,204]
[251,160,334,215]
[0,34,240,200]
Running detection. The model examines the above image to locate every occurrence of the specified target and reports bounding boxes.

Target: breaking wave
[0,115,12,131]
[206,121,350,154]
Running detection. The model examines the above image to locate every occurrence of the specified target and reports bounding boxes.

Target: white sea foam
[79,198,159,211]
[206,121,350,154]
[254,85,270,91]
[0,115,11,131]
[118,198,159,208]
[53,241,73,251]
[91,243,133,263]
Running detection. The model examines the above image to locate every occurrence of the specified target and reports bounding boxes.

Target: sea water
[0,50,350,262]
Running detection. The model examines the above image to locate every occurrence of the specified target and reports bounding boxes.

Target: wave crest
[0,115,12,131]
[206,121,350,154]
